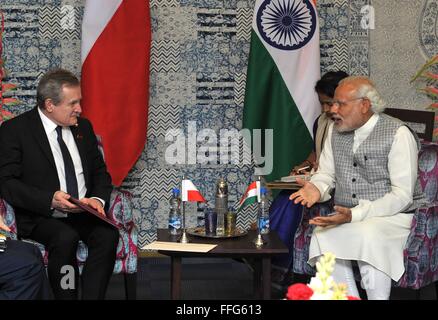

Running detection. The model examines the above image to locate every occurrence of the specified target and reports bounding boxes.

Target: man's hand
[309,205,352,227]
[51,191,80,212]
[0,215,11,232]
[80,198,105,216]
[289,178,320,207]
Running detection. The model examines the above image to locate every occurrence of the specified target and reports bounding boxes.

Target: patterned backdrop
[1,0,434,248]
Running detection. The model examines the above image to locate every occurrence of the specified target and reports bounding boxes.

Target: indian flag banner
[243,0,320,183]
[237,181,261,212]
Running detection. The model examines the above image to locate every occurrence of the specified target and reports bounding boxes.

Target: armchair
[293,141,438,297]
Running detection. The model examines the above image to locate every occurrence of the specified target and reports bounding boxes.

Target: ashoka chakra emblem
[256,0,317,50]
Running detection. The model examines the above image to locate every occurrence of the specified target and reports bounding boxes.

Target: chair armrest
[107,188,135,230]
[404,203,438,249]
[106,188,139,263]
[397,203,438,288]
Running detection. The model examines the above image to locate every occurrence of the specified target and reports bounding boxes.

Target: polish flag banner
[181,179,207,203]
[81,0,151,186]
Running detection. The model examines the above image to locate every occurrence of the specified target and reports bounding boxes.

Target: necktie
[56,126,79,199]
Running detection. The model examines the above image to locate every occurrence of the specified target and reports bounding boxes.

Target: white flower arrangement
[286,252,360,300]
[308,252,348,300]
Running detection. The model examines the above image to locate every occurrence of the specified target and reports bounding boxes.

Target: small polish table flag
[181,179,207,202]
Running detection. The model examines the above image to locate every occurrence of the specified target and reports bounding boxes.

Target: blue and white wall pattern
[9,0,430,248]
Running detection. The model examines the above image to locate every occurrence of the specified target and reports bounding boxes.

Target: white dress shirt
[38,108,87,198]
[37,108,105,216]
[311,113,419,222]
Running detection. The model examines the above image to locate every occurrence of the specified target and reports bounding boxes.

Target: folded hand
[79,198,105,216]
[52,191,80,212]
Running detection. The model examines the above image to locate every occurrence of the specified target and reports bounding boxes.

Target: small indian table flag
[237,181,261,212]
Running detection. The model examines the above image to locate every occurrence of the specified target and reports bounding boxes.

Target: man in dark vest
[290,76,424,300]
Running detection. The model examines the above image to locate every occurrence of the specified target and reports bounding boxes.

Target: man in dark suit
[0,69,119,300]
[0,216,50,299]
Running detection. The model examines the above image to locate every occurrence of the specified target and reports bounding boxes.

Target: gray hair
[36,69,80,109]
[339,76,386,113]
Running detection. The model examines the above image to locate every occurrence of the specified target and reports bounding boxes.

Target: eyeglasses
[332,97,365,108]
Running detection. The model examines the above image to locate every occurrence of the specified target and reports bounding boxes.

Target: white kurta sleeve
[350,126,418,222]
[310,123,336,202]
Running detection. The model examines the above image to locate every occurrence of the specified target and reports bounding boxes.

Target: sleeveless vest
[332,114,425,211]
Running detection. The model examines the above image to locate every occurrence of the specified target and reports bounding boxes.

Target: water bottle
[258,187,269,234]
[196,202,205,227]
[168,188,181,235]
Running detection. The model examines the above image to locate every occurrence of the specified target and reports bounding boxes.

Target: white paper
[141,241,217,253]
[280,174,312,182]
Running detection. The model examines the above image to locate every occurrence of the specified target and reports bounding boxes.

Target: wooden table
[156,228,288,300]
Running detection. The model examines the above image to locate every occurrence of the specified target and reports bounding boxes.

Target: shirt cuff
[350,202,367,223]
[91,197,105,208]
[312,181,331,202]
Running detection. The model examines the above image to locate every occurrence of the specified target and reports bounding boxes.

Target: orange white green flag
[243,0,321,183]
[237,181,261,212]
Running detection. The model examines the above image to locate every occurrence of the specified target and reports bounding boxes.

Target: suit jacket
[0,107,112,237]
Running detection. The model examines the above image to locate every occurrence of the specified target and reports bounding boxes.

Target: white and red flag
[181,179,206,203]
[81,0,151,186]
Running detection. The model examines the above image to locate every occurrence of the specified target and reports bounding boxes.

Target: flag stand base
[179,229,190,243]
[253,233,265,247]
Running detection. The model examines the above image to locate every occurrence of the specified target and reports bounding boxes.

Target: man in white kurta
[290,76,423,300]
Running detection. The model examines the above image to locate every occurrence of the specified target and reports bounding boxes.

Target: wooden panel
[384,108,435,141]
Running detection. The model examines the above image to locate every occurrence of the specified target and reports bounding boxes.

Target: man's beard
[332,117,353,133]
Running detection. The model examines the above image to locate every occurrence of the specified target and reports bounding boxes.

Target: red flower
[347,296,361,300]
[286,283,314,300]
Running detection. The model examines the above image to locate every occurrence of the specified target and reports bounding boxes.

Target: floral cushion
[108,189,138,274]
[0,199,17,239]
[417,141,438,203]
[293,141,438,289]
[293,201,330,277]
[396,205,438,288]
[396,141,438,289]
